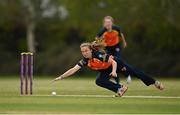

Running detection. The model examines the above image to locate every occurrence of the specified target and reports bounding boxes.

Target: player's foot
[154,81,164,90]
[126,75,132,84]
[117,85,128,97]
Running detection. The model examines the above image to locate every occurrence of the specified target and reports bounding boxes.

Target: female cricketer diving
[53,42,164,97]
[95,16,131,84]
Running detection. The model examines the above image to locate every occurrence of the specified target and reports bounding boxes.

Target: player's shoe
[116,85,128,97]
[126,75,132,84]
[154,81,164,90]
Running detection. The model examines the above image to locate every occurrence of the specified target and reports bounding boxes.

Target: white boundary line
[1,114,180,115]
[29,95,180,99]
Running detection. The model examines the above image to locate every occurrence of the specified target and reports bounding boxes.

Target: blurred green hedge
[0,0,179,77]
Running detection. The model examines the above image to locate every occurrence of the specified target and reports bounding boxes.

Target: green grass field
[0,76,180,114]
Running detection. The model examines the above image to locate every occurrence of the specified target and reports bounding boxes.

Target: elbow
[110,58,117,65]
[112,60,117,65]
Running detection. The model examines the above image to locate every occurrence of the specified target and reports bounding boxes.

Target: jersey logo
[98,54,102,58]
[103,30,120,46]
[87,58,111,70]
[115,48,120,52]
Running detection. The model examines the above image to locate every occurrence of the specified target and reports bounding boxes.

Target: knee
[95,78,105,87]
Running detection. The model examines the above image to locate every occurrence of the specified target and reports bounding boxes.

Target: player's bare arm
[121,33,127,48]
[53,65,81,81]
[108,56,117,77]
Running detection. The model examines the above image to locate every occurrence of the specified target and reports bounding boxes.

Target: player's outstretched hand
[51,76,63,83]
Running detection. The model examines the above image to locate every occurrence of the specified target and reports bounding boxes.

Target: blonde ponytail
[80,41,106,53]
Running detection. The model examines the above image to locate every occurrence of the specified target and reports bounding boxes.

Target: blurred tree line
[0,0,179,77]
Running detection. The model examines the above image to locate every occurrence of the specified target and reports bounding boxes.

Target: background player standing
[95,16,131,84]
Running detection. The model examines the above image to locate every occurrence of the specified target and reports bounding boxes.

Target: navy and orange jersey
[77,51,112,71]
[96,25,122,47]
